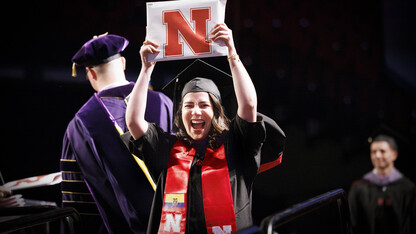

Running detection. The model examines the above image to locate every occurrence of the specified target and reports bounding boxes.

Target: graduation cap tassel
[72,63,77,77]
[93,32,108,39]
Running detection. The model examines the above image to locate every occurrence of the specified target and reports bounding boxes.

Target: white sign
[146,0,228,62]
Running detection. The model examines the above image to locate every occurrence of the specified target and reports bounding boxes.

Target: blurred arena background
[1,0,415,232]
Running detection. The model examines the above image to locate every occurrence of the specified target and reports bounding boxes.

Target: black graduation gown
[122,114,283,233]
[348,177,416,234]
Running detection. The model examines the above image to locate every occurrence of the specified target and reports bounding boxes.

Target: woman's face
[181,92,214,141]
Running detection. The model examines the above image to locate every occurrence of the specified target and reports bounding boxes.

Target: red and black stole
[158,140,237,233]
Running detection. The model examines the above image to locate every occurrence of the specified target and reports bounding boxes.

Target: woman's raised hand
[140,39,160,68]
[210,23,237,55]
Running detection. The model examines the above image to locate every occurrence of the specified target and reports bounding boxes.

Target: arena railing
[237,188,352,234]
[258,188,353,234]
[0,205,80,233]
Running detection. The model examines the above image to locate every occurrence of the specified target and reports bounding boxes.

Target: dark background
[1,0,416,233]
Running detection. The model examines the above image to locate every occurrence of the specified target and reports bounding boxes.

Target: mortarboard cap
[162,59,237,119]
[71,33,129,77]
[181,77,222,103]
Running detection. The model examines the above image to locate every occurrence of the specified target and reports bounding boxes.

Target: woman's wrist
[227,53,240,62]
[139,65,154,82]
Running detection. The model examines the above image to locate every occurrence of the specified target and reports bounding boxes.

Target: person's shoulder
[396,176,416,191]
[348,179,374,199]
[68,95,99,128]
[350,179,373,191]
[75,94,99,115]
[351,179,372,186]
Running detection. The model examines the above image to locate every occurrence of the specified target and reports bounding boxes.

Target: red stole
[158,140,237,233]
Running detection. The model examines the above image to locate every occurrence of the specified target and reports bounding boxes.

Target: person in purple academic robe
[60,33,173,234]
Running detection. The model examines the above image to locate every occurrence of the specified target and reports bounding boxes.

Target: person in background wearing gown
[60,33,173,233]
[348,134,416,234]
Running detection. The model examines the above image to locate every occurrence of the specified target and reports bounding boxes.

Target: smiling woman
[121,23,286,233]
[174,78,230,148]
[181,92,214,141]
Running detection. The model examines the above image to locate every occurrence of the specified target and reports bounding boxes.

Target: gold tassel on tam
[93,32,108,39]
[72,63,77,77]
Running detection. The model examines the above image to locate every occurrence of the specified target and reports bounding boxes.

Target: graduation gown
[60,83,173,233]
[348,170,416,234]
[122,113,285,233]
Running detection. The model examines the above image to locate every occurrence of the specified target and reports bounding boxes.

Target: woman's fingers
[210,23,228,34]
[210,30,230,42]
[147,45,161,54]
[141,40,160,54]
[210,23,235,52]
[140,40,160,66]
[210,23,232,41]
[143,40,160,49]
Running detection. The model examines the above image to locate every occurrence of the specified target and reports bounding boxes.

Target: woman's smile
[191,120,205,130]
[182,92,214,141]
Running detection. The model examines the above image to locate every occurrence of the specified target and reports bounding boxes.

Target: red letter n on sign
[163,8,211,58]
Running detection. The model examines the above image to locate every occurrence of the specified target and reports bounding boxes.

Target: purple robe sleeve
[145,89,174,134]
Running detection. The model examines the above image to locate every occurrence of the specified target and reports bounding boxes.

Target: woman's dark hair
[174,93,230,148]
